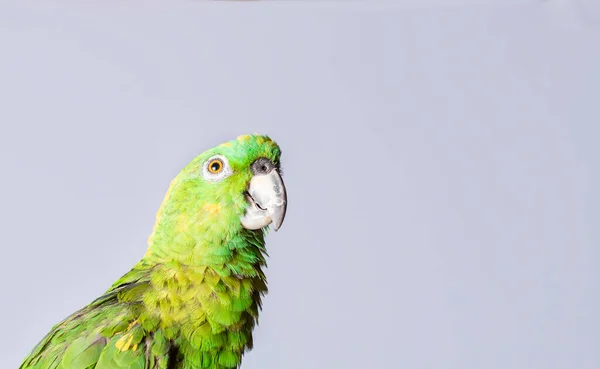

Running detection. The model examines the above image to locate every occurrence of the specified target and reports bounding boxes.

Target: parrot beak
[241,168,287,231]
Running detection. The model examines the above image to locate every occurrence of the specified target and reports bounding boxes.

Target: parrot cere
[20,134,287,369]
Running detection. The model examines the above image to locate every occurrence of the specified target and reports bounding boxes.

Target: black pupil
[211,161,221,172]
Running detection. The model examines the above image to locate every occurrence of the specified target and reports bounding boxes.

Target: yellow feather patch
[115,320,140,352]
[203,203,221,215]
[115,333,134,351]
[175,214,189,232]
[236,134,251,142]
[219,141,233,147]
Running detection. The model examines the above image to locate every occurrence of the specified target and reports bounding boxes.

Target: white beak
[241,169,287,231]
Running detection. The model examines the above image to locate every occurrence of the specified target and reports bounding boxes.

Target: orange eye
[208,159,223,174]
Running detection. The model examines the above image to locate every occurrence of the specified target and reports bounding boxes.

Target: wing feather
[20,266,171,369]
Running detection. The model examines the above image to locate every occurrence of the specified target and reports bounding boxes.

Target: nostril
[252,158,275,175]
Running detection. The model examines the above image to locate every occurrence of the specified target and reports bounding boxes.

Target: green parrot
[20,134,287,369]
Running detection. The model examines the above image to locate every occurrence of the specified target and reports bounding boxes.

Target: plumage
[20,134,287,369]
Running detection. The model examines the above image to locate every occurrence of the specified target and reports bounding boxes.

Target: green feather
[60,335,106,369]
[95,339,118,369]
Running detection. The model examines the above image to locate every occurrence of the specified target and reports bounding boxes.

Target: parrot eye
[208,159,223,173]
[202,155,232,182]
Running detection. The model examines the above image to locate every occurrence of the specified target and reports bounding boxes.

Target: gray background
[0,1,598,369]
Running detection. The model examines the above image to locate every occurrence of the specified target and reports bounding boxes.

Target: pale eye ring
[202,155,232,182]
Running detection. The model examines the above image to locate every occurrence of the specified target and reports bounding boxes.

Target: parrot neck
[143,211,267,270]
[143,183,267,270]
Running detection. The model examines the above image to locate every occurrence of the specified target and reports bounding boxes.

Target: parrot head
[148,134,287,251]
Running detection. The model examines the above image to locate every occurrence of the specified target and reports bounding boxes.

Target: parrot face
[157,134,287,238]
